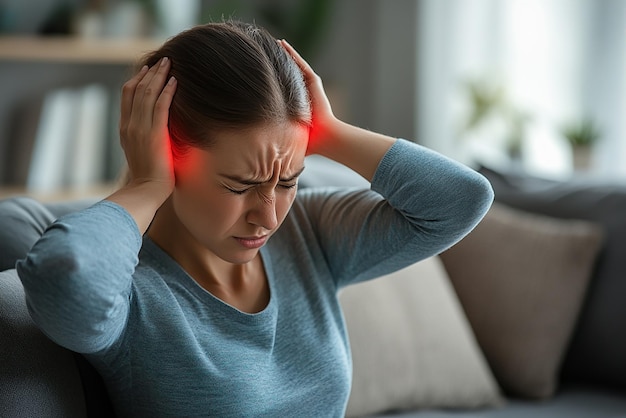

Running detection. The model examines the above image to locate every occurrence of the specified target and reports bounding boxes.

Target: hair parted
[140,20,311,156]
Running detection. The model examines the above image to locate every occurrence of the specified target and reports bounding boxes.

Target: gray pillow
[0,197,56,271]
[0,197,95,271]
[479,166,626,390]
[441,203,604,399]
[0,269,87,417]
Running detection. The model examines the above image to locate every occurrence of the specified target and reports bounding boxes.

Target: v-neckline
[141,237,276,319]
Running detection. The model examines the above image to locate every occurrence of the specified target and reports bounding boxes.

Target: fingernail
[168,76,176,85]
[140,65,148,73]
[161,57,169,66]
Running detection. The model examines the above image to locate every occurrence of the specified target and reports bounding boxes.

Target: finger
[120,65,149,130]
[280,39,332,114]
[153,76,177,130]
[279,40,316,77]
[152,76,177,170]
[131,57,172,125]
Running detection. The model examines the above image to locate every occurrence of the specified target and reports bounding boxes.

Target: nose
[247,188,279,231]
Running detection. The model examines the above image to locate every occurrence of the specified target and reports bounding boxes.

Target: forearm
[106,181,170,235]
[311,120,396,182]
[303,139,494,287]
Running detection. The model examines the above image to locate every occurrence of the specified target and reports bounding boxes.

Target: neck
[147,197,269,313]
[147,198,248,288]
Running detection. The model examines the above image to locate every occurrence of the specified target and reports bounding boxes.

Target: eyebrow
[219,166,306,185]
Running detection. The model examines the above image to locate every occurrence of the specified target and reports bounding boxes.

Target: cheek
[172,181,241,230]
[276,191,297,222]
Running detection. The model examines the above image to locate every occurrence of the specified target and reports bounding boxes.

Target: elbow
[18,244,121,353]
[467,171,495,221]
[453,171,494,237]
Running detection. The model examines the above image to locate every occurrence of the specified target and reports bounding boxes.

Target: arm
[17,59,177,353]
[298,139,493,287]
[280,41,494,286]
[17,201,142,353]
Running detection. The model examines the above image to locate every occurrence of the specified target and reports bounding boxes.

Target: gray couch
[1,157,625,417]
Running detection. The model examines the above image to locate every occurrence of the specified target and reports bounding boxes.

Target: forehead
[214,123,306,154]
[195,123,308,176]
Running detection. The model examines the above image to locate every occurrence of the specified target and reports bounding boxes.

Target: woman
[18,21,493,417]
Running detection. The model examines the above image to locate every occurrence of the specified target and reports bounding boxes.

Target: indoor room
[0,1,625,417]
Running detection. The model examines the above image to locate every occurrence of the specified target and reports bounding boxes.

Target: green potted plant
[561,118,601,170]
[461,78,530,161]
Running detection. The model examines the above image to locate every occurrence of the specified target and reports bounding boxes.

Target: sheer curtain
[416,0,626,180]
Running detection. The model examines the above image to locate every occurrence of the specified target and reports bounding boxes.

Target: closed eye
[225,186,252,195]
[279,183,298,190]
[225,183,296,195]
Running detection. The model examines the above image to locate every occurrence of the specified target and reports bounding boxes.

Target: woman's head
[142,21,311,265]
[141,20,311,157]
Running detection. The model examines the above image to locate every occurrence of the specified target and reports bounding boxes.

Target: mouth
[233,235,269,249]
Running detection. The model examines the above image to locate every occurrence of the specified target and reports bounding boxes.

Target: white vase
[572,146,592,171]
[104,1,150,38]
[154,0,200,37]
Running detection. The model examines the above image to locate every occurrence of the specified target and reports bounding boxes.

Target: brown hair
[141,20,311,157]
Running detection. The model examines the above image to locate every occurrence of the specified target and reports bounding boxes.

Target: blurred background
[0,0,624,196]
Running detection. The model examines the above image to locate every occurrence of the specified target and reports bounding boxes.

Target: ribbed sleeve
[297,139,494,287]
[17,201,142,353]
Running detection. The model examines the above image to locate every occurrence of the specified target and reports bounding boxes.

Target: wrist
[307,117,348,157]
[308,121,396,182]
[106,181,173,234]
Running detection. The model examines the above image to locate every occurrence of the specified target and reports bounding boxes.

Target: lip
[234,235,269,249]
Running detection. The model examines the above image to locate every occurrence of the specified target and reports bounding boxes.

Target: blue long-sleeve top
[17,139,493,417]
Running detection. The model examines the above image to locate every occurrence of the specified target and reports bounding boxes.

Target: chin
[221,250,259,265]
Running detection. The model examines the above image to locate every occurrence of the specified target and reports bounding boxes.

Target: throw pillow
[340,256,504,417]
[440,203,604,399]
[0,197,95,272]
[479,165,626,390]
[0,197,56,271]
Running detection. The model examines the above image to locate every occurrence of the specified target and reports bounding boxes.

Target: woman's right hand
[119,57,177,195]
[106,57,178,234]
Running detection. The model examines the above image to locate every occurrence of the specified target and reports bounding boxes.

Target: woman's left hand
[280,39,395,181]
[279,40,340,155]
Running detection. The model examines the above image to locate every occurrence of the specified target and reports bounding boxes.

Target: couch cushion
[372,385,626,418]
[340,256,504,417]
[0,197,56,271]
[440,203,603,399]
[0,269,87,417]
[479,166,626,391]
[0,196,96,271]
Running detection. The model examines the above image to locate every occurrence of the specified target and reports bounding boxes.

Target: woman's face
[171,122,308,265]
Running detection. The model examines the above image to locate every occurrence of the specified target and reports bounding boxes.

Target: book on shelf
[26,88,79,192]
[13,83,120,194]
[105,87,125,183]
[69,84,109,190]
[5,93,45,185]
